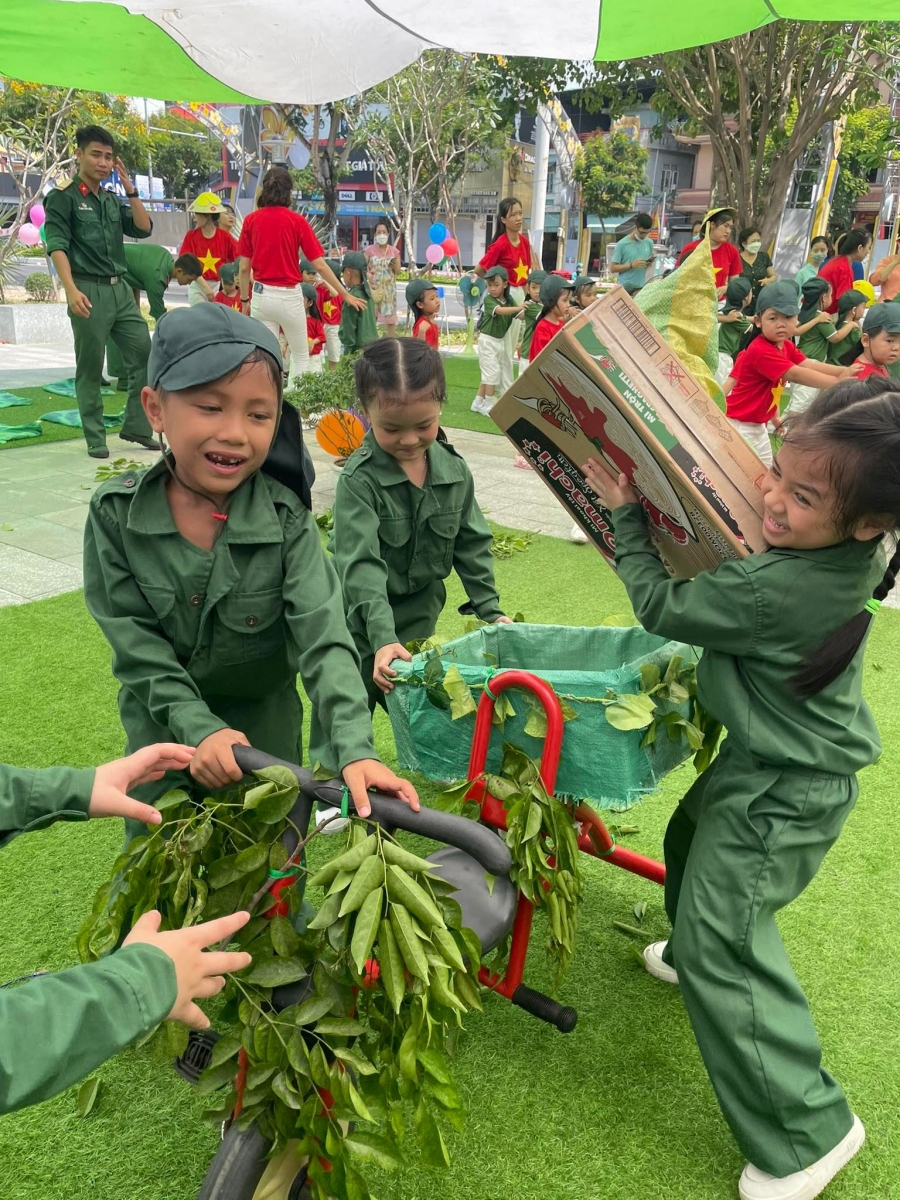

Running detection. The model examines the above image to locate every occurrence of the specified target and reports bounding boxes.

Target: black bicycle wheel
[198,1124,311,1200]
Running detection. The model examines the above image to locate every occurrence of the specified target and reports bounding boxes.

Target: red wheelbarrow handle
[465,670,564,793]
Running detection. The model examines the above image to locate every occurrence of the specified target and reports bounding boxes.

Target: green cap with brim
[149,305,282,392]
[837,288,868,316]
[342,251,367,274]
[573,275,595,290]
[218,262,238,286]
[527,269,548,286]
[755,280,800,317]
[301,282,319,304]
[724,275,753,310]
[862,302,900,336]
[485,265,509,282]
[299,258,317,275]
[539,275,574,307]
[406,278,437,308]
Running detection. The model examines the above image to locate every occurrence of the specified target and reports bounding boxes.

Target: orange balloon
[315,409,366,457]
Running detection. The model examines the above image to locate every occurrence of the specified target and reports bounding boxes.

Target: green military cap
[406,278,437,307]
[326,257,342,275]
[527,269,548,285]
[862,302,900,335]
[218,262,238,286]
[301,282,319,304]
[837,288,868,316]
[149,305,281,392]
[342,251,367,274]
[539,274,575,307]
[299,258,317,274]
[573,274,595,291]
[755,280,801,317]
[484,265,509,282]
[724,275,753,308]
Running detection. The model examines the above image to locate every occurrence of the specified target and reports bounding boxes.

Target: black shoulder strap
[261,400,314,510]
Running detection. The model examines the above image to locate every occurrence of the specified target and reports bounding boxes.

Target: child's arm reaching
[582,458,760,654]
[784,361,861,387]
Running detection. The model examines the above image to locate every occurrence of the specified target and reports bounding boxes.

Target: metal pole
[531,107,550,270]
[143,99,154,201]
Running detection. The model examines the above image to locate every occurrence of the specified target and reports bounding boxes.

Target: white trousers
[715,352,734,386]
[324,325,342,364]
[728,418,773,466]
[506,285,525,378]
[250,282,311,386]
[478,332,512,394]
[785,383,820,415]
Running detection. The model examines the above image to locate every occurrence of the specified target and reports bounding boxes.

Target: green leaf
[333,1047,379,1075]
[416,1046,451,1084]
[604,692,657,731]
[426,684,452,711]
[306,890,343,931]
[294,993,336,1026]
[348,1081,375,1122]
[632,900,647,925]
[434,777,474,812]
[667,681,690,704]
[272,1071,303,1110]
[491,691,516,727]
[235,843,269,873]
[398,1025,418,1080]
[350,886,383,974]
[378,918,406,1014]
[244,956,308,987]
[523,800,543,841]
[559,697,578,722]
[442,664,477,720]
[639,663,661,693]
[269,914,302,958]
[196,1060,241,1095]
[76,1076,101,1118]
[390,903,429,979]
[208,1033,242,1069]
[431,926,465,971]
[154,789,191,812]
[415,1104,451,1169]
[523,692,548,739]
[663,655,683,686]
[423,654,445,685]
[243,766,300,823]
[385,865,444,929]
[344,1131,405,1171]
[339,855,385,917]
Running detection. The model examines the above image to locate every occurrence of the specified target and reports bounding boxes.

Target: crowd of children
[8,180,900,1200]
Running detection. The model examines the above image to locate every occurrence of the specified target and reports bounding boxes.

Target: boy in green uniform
[338,251,378,353]
[106,242,176,391]
[519,268,547,363]
[472,265,525,415]
[83,304,417,841]
[827,289,867,365]
[44,124,156,460]
[0,742,252,1114]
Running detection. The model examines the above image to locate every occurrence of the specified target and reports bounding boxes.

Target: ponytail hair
[786,381,900,697]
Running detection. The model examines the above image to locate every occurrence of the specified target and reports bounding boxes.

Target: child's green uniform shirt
[83,460,376,818]
[520,299,543,359]
[0,764,175,1113]
[828,323,860,365]
[478,295,515,340]
[330,430,503,684]
[718,315,750,358]
[339,285,378,352]
[798,318,837,362]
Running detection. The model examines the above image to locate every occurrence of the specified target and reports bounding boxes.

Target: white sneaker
[643,940,679,984]
[739,1115,865,1200]
[569,523,590,544]
[471,396,494,416]
[315,805,350,834]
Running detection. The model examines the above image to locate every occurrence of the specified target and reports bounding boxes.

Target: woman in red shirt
[474,197,539,376]
[236,168,364,386]
[675,207,742,298]
[818,230,872,314]
[179,192,238,283]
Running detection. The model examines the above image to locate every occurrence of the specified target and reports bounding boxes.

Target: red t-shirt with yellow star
[179,227,238,281]
[479,233,533,288]
[316,283,343,326]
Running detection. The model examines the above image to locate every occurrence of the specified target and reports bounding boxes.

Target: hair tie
[865,598,882,616]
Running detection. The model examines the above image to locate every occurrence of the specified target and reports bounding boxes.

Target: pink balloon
[17,223,41,247]
[442,237,459,257]
[29,204,46,227]
[425,243,444,265]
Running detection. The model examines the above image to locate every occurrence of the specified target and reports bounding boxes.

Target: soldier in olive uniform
[44,124,156,459]
[106,242,175,391]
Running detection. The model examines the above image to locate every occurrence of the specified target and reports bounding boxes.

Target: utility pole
[143,98,154,201]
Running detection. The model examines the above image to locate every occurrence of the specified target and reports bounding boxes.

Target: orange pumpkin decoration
[314,409,366,458]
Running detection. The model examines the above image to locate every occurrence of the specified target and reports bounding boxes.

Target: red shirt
[676,239,742,287]
[413,316,439,348]
[529,316,565,361]
[236,207,324,288]
[853,360,889,380]
[727,335,805,424]
[479,232,533,288]
[179,227,237,281]
[214,289,243,312]
[307,316,325,356]
[317,283,342,326]
[818,256,854,314]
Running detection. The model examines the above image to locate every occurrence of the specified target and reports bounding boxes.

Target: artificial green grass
[442,355,504,436]
[0,385,128,451]
[0,531,898,1200]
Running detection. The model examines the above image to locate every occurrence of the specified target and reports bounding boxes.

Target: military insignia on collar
[78,183,89,196]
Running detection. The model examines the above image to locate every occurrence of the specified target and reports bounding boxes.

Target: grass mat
[0,529,898,1199]
[0,386,128,451]
[442,355,505,436]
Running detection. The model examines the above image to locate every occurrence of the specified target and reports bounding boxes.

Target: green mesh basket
[385,623,698,809]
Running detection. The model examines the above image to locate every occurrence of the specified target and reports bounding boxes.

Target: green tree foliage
[146,110,221,198]
[831,105,899,234]
[573,130,649,216]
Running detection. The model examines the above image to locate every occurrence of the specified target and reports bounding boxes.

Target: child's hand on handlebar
[123,910,252,1029]
[373,642,413,693]
[191,728,250,790]
[89,743,196,825]
[341,759,420,818]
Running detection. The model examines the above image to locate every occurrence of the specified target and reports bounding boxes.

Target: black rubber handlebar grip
[511,984,577,1032]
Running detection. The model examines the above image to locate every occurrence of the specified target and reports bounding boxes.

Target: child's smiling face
[143,358,279,501]
[367,391,442,462]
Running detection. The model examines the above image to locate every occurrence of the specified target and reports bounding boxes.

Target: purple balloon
[29,204,46,228]
[425,243,444,265]
[17,223,41,247]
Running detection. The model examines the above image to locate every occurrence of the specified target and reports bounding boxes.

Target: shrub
[283,352,359,420]
[24,272,54,302]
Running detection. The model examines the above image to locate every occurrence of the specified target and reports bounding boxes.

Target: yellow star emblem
[323,299,337,319]
[513,262,529,284]
[199,249,222,275]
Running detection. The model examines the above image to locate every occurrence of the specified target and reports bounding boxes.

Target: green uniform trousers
[662,737,856,1176]
[70,278,152,451]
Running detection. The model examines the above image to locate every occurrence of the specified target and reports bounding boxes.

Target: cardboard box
[491,288,766,577]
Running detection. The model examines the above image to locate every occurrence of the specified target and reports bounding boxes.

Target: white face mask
[745,241,762,254]
[375,233,389,246]
[811,249,827,261]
